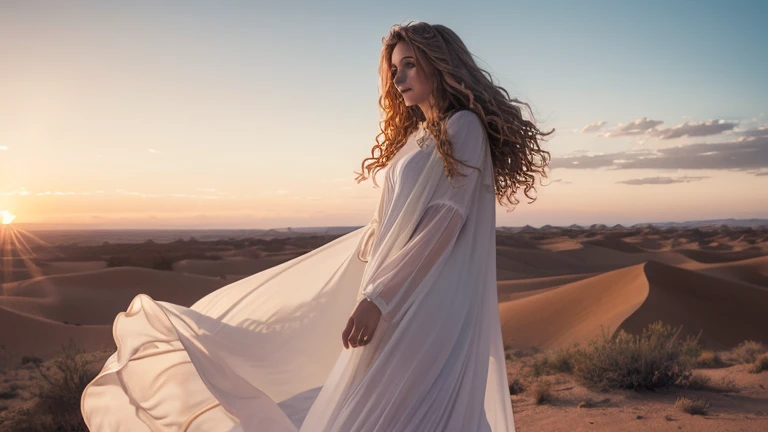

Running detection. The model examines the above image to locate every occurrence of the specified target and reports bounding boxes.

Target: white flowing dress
[81,110,515,432]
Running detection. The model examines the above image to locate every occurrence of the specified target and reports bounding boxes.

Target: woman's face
[390,41,432,113]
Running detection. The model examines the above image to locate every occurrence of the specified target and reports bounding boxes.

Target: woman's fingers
[341,317,354,349]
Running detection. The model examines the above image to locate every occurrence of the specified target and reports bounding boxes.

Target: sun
[1,210,16,225]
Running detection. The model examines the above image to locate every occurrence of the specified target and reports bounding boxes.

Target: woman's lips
[402,89,412,94]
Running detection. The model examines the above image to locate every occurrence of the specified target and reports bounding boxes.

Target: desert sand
[1,223,767,430]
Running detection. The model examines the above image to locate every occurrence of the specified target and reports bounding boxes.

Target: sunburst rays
[0,223,55,286]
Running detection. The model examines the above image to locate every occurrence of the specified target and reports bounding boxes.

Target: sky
[1,0,767,229]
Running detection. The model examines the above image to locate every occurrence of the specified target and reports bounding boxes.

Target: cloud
[651,119,739,140]
[0,146,8,151]
[598,117,664,137]
[578,121,607,134]
[742,126,768,138]
[550,136,768,173]
[148,148,160,153]
[616,175,709,185]
[594,117,740,140]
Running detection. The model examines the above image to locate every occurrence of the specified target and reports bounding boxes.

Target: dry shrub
[528,347,574,377]
[695,350,725,368]
[679,371,711,390]
[9,339,97,432]
[508,378,526,395]
[674,396,711,415]
[749,353,768,374]
[533,379,552,404]
[568,321,701,392]
[0,384,20,400]
[724,340,766,364]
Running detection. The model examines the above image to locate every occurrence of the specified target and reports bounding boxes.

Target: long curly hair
[353,21,555,210]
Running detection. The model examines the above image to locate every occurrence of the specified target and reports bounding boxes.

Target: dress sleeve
[360,111,487,323]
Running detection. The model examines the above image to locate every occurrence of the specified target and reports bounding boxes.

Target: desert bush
[674,396,710,415]
[508,378,526,395]
[0,384,19,399]
[678,371,711,390]
[10,339,98,431]
[20,356,43,367]
[532,379,552,404]
[695,350,725,368]
[568,321,701,392]
[528,347,574,377]
[749,353,768,374]
[725,340,766,364]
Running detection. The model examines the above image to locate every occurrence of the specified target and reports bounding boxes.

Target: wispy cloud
[577,121,607,134]
[598,117,664,137]
[0,146,8,151]
[616,175,709,185]
[651,119,739,140]
[589,117,740,140]
[741,126,768,138]
[551,136,768,173]
[148,148,160,154]
[548,178,573,184]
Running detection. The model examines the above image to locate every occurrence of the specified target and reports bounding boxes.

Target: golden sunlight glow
[1,210,16,225]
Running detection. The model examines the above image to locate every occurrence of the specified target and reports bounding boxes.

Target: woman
[81,22,552,432]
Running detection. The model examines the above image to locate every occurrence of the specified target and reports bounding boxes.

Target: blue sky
[1,0,766,228]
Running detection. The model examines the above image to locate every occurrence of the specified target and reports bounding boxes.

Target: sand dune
[0,306,113,366]
[498,260,768,350]
[680,255,768,288]
[0,267,227,325]
[2,224,766,370]
[495,243,698,280]
[498,263,649,349]
[618,260,768,350]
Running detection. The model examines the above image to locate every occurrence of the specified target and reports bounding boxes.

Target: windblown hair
[354,21,555,210]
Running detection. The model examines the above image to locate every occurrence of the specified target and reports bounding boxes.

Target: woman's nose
[394,72,406,87]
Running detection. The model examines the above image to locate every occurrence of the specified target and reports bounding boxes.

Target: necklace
[416,123,429,149]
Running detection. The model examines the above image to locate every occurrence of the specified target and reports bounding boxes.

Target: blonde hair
[354,21,555,210]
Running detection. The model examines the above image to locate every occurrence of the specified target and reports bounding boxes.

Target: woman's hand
[342,298,382,349]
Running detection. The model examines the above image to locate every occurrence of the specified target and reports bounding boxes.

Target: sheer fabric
[81,110,515,431]
[360,114,485,324]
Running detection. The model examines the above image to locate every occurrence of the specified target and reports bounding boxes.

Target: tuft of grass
[533,379,552,404]
[749,353,768,374]
[568,321,701,392]
[508,378,526,395]
[674,396,711,415]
